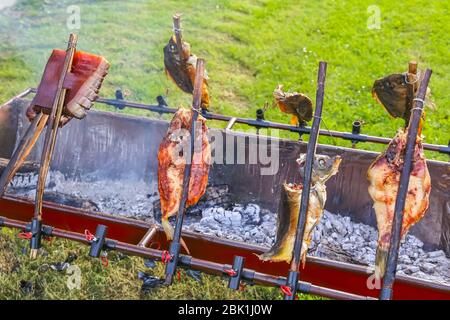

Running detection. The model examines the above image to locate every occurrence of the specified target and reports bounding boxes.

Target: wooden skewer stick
[164,58,205,285]
[405,61,418,127]
[30,33,78,259]
[0,113,48,197]
[173,13,183,61]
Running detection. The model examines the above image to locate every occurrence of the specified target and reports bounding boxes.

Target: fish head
[273,84,285,101]
[297,154,342,184]
[163,36,191,64]
[372,73,408,119]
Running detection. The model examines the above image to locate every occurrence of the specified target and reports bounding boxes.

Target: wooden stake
[30,34,78,259]
[0,113,49,198]
[173,13,183,61]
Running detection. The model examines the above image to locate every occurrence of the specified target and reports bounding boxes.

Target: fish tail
[375,246,388,280]
[180,237,191,255]
[290,115,299,126]
[162,217,174,242]
[162,218,191,255]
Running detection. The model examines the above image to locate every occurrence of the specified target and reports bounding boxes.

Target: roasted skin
[367,128,431,279]
[258,154,342,267]
[27,49,110,125]
[163,35,210,109]
[372,72,433,129]
[158,108,211,253]
[273,84,313,126]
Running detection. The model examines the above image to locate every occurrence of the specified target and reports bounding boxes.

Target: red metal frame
[1,195,449,300]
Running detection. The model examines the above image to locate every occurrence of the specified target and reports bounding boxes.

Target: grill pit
[6,170,450,285]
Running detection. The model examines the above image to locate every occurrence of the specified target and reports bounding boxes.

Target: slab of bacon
[27,49,110,125]
[157,108,211,253]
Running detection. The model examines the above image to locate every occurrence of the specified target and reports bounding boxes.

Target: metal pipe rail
[8,88,449,155]
[0,215,376,300]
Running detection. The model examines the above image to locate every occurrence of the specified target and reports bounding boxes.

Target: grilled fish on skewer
[372,72,434,129]
[158,108,211,253]
[164,36,210,109]
[27,49,110,124]
[367,128,431,280]
[273,85,313,126]
[258,154,342,267]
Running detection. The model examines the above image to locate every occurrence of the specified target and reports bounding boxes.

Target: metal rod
[138,225,158,247]
[379,68,432,300]
[0,113,48,198]
[284,61,327,300]
[31,34,78,259]
[0,87,34,108]
[164,58,205,285]
[0,215,375,300]
[11,89,449,155]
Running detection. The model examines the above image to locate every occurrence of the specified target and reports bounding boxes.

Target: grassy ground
[0,0,448,300]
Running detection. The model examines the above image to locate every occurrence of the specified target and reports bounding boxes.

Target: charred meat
[258,154,342,267]
[157,108,211,253]
[273,85,313,126]
[367,128,431,280]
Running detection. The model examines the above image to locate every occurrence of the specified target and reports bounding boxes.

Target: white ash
[6,171,450,285]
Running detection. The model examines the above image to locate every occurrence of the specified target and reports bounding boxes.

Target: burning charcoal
[19,280,33,295]
[186,269,202,283]
[144,259,156,269]
[226,211,242,227]
[242,204,261,225]
[427,250,445,259]
[137,271,164,293]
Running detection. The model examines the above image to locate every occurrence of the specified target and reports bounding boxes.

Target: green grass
[0,0,448,300]
[0,228,323,300]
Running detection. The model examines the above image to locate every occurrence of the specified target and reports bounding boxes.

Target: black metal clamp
[88,224,117,259]
[351,120,362,148]
[226,256,245,290]
[23,219,53,254]
[114,90,126,110]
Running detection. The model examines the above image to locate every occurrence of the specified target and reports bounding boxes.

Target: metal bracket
[351,120,362,148]
[227,255,245,290]
[88,224,108,258]
[114,90,126,110]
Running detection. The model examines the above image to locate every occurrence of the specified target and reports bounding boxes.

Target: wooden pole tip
[408,61,418,74]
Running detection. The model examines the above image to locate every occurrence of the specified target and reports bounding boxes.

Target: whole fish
[367,128,431,280]
[157,108,211,253]
[163,35,210,109]
[273,84,313,126]
[258,154,342,267]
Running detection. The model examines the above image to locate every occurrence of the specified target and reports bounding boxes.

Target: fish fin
[162,218,174,241]
[162,218,191,255]
[375,246,388,280]
[290,116,299,126]
[180,237,191,255]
